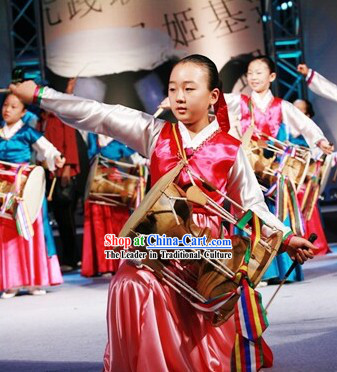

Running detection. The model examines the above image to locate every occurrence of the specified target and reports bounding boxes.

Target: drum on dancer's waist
[246,135,311,190]
[119,162,283,326]
[306,153,333,195]
[300,153,334,220]
[0,160,46,223]
[85,155,147,209]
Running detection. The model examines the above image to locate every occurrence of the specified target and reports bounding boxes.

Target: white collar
[178,118,219,150]
[251,90,274,112]
[0,119,25,140]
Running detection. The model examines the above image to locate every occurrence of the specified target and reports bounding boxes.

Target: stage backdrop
[301,0,337,147]
[301,0,337,202]
[42,0,263,101]
[0,0,12,91]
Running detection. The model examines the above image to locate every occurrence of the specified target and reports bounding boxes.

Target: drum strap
[241,100,255,149]
[172,123,188,163]
[232,213,273,371]
[301,156,325,220]
[14,165,34,240]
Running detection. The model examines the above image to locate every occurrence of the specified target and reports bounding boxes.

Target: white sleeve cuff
[32,136,61,171]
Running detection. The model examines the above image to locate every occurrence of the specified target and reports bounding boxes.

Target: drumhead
[119,161,185,238]
[22,166,46,223]
[84,155,100,200]
[320,154,333,194]
[297,149,311,189]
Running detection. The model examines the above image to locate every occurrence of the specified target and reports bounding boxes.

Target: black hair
[294,99,315,118]
[175,54,222,91]
[248,55,276,73]
[304,99,315,118]
[2,92,26,109]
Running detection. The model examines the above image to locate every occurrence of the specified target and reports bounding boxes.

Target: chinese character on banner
[163,8,204,47]
[132,22,145,28]
[204,0,249,38]
[67,0,102,20]
[43,0,62,26]
[110,0,131,5]
[245,0,262,24]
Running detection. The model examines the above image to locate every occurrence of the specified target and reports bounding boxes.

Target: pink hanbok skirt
[103,214,236,371]
[0,212,63,291]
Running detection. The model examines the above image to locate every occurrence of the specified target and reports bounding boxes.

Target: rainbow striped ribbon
[237,210,253,231]
[286,177,305,236]
[301,160,322,220]
[191,290,238,313]
[232,274,271,372]
[234,277,268,341]
[233,333,273,372]
[15,199,34,240]
[275,146,293,175]
[232,213,272,372]
[0,191,15,215]
[276,174,304,236]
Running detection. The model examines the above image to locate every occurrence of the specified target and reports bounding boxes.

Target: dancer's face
[2,94,26,126]
[168,62,219,128]
[247,60,276,93]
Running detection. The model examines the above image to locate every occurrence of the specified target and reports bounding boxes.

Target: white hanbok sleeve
[224,93,242,139]
[281,100,326,148]
[32,136,61,172]
[130,152,149,166]
[226,147,292,238]
[40,87,165,158]
[307,69,337,102]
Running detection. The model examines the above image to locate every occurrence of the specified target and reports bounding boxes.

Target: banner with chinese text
[42,0,264,118]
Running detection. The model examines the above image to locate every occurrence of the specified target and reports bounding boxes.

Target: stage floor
[1,249,337,372]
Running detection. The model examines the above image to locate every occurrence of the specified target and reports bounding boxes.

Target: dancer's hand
[318,139,334,154]
[9,80,37,105]
[66,78,76,94]
[297,64,309,76]
[158,97,171,110]
[286,236,316,264]
[55,155,66,169]
[153,97,171,118]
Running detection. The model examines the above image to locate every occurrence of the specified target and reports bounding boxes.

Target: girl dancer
[0,93,64,298]
[11,55,316,371]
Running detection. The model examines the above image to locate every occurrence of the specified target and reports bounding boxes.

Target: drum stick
[153,107,164,118]
[100,156,137,169]
[257,130,309,155]
[139,165,144,200]
[265,233,317,312]
[47,176,57,201]
[0,88,10,94]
